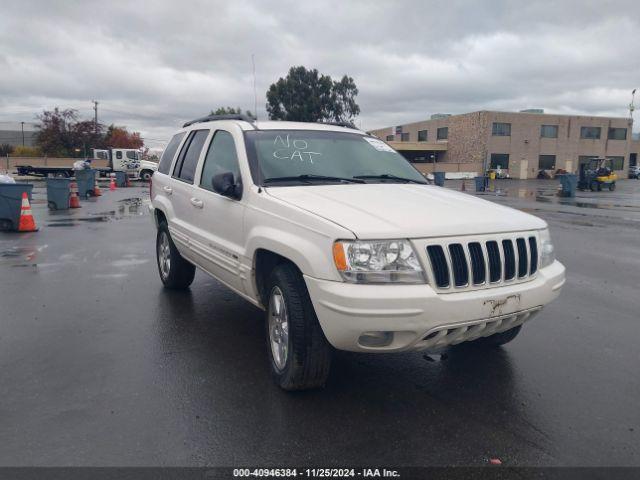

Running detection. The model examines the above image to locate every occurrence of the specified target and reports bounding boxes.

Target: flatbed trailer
[15,165,112,178]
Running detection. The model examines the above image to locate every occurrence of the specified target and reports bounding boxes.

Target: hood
[265,183,546,239]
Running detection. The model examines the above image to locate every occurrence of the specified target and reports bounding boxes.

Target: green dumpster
[0,183,34,231]
[46,177,71,210]
[74,169,96,198]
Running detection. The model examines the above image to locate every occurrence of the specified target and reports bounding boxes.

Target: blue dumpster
[114,171,127,188]
[474,176,487,192]
[74,169,96,198]
[433,172,445,187]
[46,177,71,210]
[0,183,33,231]
[558,173,577,198]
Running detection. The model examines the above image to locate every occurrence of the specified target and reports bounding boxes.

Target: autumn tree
[104,125,144,149]
[266,66,360,124]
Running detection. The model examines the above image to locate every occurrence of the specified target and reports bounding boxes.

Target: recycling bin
[433,172,445,187]
[74,169,96,198]
[46,177,71,210]
[558,173,577,198]
[0,183,33,231]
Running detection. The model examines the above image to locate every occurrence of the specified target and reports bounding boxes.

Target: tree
[0,144,14,156]
[104,125,144,149]
[210,106,254,118]
[266,66,360,124]
[36,108,78,156]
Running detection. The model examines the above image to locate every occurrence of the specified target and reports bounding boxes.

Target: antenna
[252,54,258,121]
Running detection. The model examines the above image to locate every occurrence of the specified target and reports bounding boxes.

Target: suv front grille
[426,235,539,292]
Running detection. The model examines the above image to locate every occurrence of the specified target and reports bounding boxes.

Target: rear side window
[200,131,240,191]
[173,130,209,183]
[158,132,186,174]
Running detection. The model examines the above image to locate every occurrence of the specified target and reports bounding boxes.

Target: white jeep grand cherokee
[150,115,565,390]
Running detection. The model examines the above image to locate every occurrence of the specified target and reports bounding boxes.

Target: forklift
[577,157,617,191]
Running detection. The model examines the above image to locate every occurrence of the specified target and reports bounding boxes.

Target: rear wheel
[589,180,599,192]
[156,223,195,289]
[265,263,332,391]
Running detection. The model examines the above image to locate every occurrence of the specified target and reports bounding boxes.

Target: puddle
[45,197,148,227]
[0,245,48,265]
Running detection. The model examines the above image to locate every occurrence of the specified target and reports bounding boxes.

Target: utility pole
[92,100,99,134]
[20,121,25,146]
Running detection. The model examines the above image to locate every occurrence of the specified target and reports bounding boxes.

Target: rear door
[188,128,246,293]
[168,129,211,261]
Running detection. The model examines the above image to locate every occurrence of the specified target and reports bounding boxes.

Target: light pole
[21,121,25,147]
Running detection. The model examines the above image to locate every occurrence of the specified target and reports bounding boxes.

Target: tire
[609,182,616,191]
[589,181,598,192]
[141,170,153,181]
[465,325,522,348]
[156,222,196,289]
[265,263,332,391]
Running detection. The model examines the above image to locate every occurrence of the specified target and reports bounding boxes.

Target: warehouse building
[368,110,634,179]
[0,121,39,148]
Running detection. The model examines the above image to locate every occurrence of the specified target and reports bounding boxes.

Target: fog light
[358,331,393,347]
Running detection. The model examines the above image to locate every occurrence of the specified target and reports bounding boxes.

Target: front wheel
[140,170,153,181]
[156,223,195,289]
[609,182,616,191]
[265,263,332,391]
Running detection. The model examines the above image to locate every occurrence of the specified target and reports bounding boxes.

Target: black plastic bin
[474,176,487,192]
[74,169,96,198]
[46,177,71,210]
[0,183,34,231]
[433,172,445,187]
[558,174,577,198]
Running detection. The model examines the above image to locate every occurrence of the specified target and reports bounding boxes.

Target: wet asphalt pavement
[0,179,639,467]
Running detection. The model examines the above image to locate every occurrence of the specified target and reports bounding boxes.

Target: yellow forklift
[577,157,617,191]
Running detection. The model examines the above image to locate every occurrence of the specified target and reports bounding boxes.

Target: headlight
[539,228,555,268]
[333,240,426,284]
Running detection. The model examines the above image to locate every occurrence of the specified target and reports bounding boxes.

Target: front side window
[540,125,558,138]
[490,153,509,169]
[158,132,186,174]
[418,130,428,142]
[492,122,511,136]
[244,130,426,186]
[437,127,448,140]
[608,128,627,140]
[173,129,209,183]
[581,127,601,139]
[539,154,556,170]
[200,130,240,191]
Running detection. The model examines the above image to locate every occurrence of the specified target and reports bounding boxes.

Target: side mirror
[212,171,241,199]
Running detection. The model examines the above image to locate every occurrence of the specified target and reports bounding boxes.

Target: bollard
[433,172,445,187]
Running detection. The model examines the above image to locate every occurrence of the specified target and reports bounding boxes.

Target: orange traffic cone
[69,181,81,208]
[18,192,38,232]
[93,176,102,196]
[109,175,116,191]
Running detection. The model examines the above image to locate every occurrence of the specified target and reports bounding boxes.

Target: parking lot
[1,178,639,467]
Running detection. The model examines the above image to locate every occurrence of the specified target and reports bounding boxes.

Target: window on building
[400,132,410,142]
[395,126,403,135]
[608,128,627,140]
[492,122,511,136]
[437,127,448,140]
[490,153,510,170]
[540,125,558,138]
[538,155,556,170]
[418,130,428,142]
[158,132,186,174]
[608,156,624,170]
[580,127,601,139]
[386,135,394,141]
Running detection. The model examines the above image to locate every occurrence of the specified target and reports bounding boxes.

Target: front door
[188,129,246,294]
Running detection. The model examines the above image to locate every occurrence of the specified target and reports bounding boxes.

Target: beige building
[369,110,634,179]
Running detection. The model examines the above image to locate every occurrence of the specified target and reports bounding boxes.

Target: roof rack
[182,114,255,128]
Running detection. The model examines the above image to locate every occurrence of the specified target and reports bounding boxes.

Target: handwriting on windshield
[273,135,321,163]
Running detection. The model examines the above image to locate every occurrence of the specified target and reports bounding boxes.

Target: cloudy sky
[1,0,639,147]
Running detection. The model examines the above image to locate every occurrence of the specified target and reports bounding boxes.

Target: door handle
[163,186,173,195]
[190,197,204,209]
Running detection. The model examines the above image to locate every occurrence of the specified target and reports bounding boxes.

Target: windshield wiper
[353,174,426,184]
[263,174,365,184]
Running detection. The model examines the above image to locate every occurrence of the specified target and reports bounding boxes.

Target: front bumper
[304,260,565,352]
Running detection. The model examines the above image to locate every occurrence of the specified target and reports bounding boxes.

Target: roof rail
[182,114,255,128]
[318,121,358,130]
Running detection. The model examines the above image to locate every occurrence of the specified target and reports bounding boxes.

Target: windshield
[244,130,427,185]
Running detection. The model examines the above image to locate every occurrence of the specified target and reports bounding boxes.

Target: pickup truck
[150,114,565,391]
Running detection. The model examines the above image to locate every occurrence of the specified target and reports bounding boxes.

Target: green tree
[266,66,360,124]
[210,107,254,118]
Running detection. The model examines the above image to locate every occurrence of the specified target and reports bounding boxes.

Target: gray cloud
[1,0,638,146]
